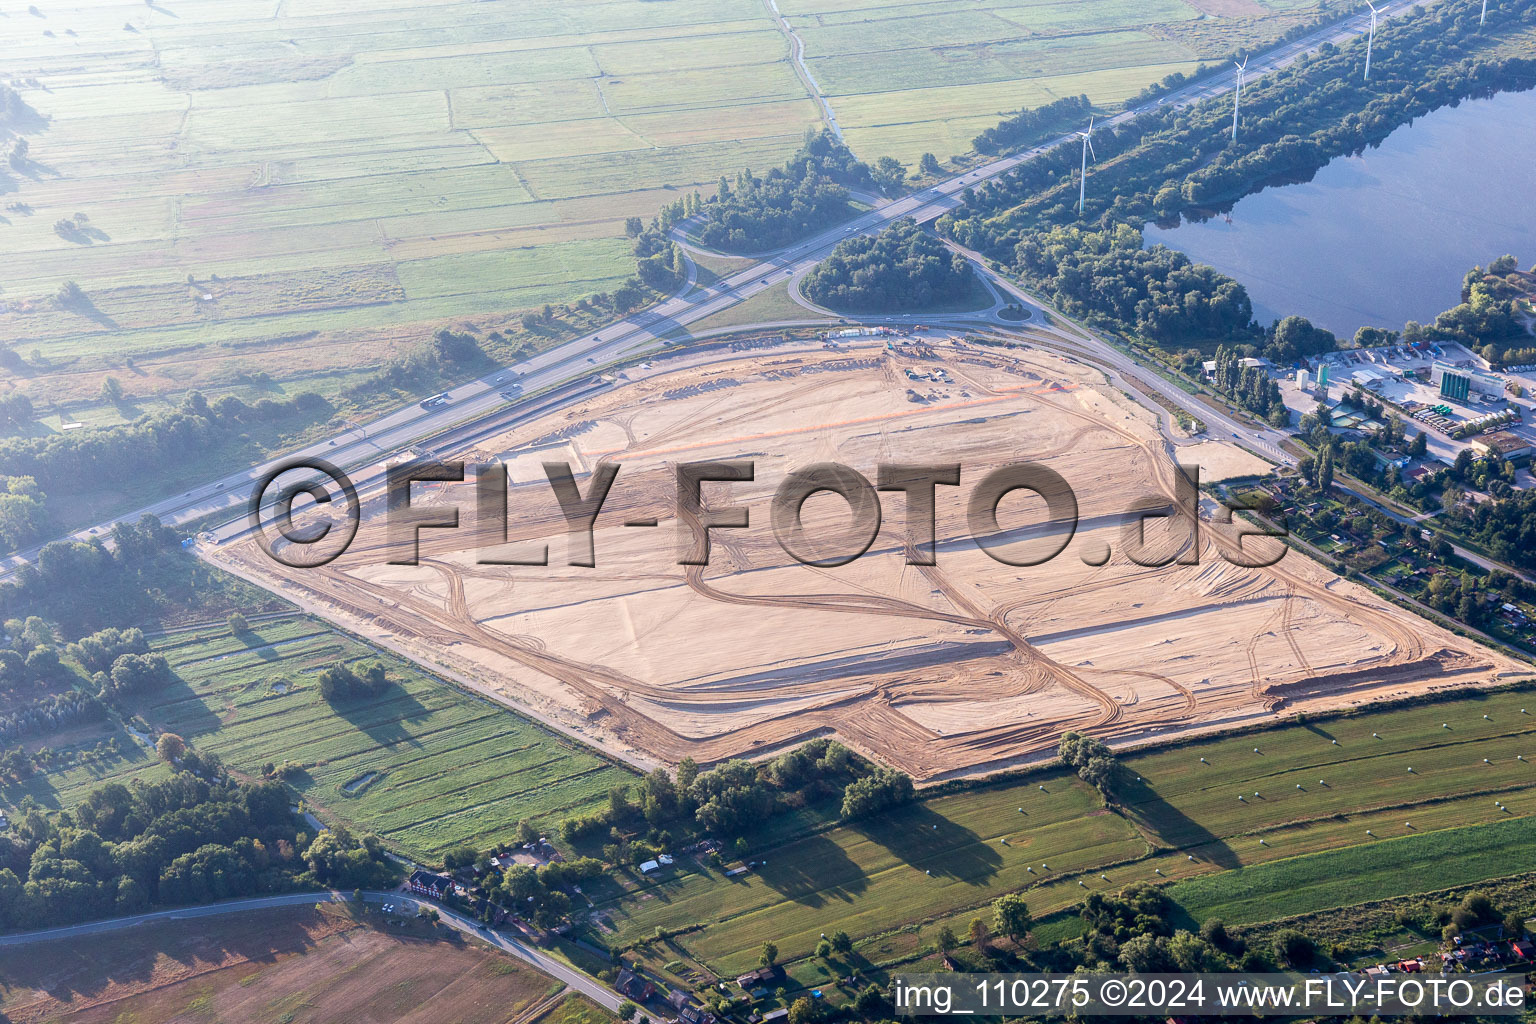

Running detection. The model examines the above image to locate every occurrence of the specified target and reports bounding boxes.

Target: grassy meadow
[0,0,816,425]
[781,0,1335,164]
[3,0,1339,436]
[596,687,1536,978]
[0,613,635,861]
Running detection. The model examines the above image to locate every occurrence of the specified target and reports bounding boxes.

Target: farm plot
[598,775,1142,976]
[596,687,1536,977]
[1166,815,1536,926]
[133,615,636,860]
[781,0,1332,164]
[0,903,558,1024]
[0,0,815,424]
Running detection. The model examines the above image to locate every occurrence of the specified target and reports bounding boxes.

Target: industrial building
[1431,361,1504,402]
[1471,432,1534,463]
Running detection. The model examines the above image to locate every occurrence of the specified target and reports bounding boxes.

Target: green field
[596,687,1536,978]
[1166,815,1536,926]
[0,0,814,425]
[1,614,636,861]
[1,0,1340,436]
[784,0,1335,164]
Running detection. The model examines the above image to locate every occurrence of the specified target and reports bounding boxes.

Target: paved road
[0,888,623,1011]
[0,0,1412,571]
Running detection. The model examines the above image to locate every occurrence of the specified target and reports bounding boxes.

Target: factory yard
[213,333,1524,780]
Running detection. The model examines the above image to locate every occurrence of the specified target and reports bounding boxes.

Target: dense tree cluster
[1,515,183,632]
[0,610,169,713]
[1014,224,1253,343]
[0,475,46,550]
[316,660,390,703]
[803,219,977,312]
[429,328,482,366]
[65,625,149,674]
[0,390,330,535]
[840,766,916,820]
[694,130,869,253]
[560,738,890,858]
[104,651,173,695]
[1058,730,1125,799]
[0,393,34,433]
[628,215,686,293]
[1264,314,1338,364]
[1419,256,1536,363]
[1442,472,1536,574]
[1210,345,1287,425]
[972,94,1092,156]
[0,772,392,930]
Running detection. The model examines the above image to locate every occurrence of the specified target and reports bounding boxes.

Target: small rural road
[765,0,842,140]
[0,889,623,1011]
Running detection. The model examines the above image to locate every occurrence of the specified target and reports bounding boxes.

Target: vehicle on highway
[499,386,523,399]
[419,393,451,409]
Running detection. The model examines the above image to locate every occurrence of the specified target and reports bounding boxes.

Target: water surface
[1144,88,1536,339]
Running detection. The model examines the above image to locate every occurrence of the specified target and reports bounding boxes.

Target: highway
[0,0,1410,569]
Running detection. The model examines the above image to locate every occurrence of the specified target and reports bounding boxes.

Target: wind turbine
[1363,1,1380,81]
[1231,56,1249,142]
[1076,116,1096,215]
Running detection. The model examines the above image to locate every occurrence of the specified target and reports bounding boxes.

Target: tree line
[558,737,909,870]
[972,94,1092,156]
[0,390,331,550]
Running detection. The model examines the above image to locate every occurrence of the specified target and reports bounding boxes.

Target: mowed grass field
[598,688,1536,977]
[781,0,1335,164]
[0,614,635,861]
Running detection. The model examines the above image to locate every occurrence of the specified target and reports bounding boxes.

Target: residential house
[616,968,656,1002]
[408,869,455,900]
[735,966,780,991]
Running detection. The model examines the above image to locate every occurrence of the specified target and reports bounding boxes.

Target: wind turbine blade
[1087,138,1097,161]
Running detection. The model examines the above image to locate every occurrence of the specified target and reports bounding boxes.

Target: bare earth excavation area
[214,336,1525,779]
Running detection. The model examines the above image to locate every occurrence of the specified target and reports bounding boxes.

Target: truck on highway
[419,393,450,409]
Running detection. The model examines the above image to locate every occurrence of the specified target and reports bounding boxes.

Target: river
[1143,87,1536,340]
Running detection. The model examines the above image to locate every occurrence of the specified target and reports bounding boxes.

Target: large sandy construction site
[213,333,1527,779]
